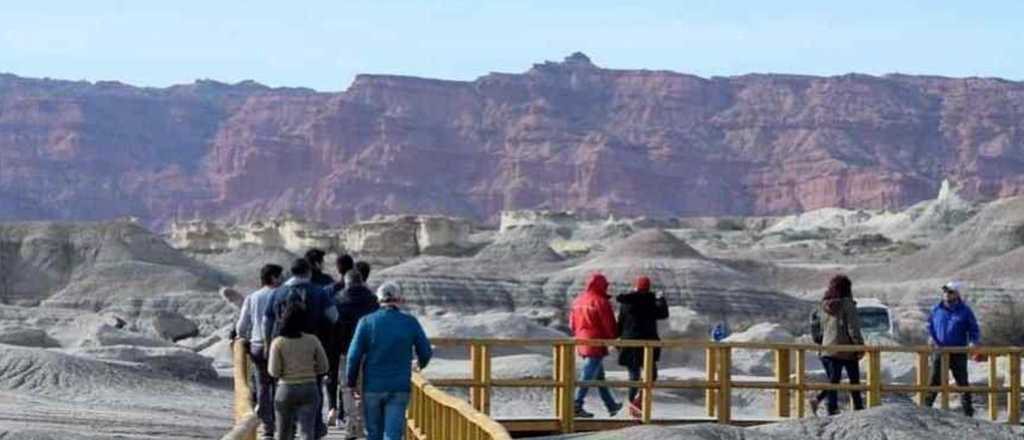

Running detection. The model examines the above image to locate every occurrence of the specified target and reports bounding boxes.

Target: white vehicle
[856,298,898,339]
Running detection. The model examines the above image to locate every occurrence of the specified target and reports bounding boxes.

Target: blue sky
[2,1,1022,91]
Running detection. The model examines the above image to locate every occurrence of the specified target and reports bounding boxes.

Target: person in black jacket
[335,269,379,440]
[325,253,355,427]
[305,249,336,288]
[616,276,669,418]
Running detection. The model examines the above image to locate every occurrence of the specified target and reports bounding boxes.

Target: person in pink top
[569,273,622,418]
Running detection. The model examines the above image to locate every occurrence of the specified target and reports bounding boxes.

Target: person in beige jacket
[269,303,329,440]
[817,274,865,416]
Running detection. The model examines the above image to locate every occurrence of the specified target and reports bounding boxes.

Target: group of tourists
[234,249,431,440]
[806,275,980,417]
[234,250,983,440]
[570,272,982,420]
[568,273,671,419]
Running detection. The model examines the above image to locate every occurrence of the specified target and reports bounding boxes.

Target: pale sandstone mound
[0,222,231,328]
[545,231,811,329]
[0,326,58,348]
[724,323,796,376]
[600,229,704,260]
[0,344,218,405]
[857,196,1024,282]
[65,345,216,380]
[190,243,298,292]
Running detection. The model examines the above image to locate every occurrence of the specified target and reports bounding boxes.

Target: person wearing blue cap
[924,280,980,417]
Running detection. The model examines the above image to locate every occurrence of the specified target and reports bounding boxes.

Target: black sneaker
[607,401,623,417]
[808,395,820,417]
[574,407,595,418]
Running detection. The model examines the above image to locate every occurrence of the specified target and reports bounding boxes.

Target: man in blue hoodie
[924,281,980,417]
[346,282,431,440]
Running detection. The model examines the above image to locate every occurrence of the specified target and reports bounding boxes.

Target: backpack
[270,283,314,339]
[809,309,823,345]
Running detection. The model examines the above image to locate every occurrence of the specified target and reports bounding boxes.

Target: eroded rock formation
[4,55,1024,226]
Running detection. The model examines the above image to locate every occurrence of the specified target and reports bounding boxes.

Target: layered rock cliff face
[3,53,1024,226]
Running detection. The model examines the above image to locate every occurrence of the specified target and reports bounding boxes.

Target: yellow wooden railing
[428,338,1024,434]
[225,338,1024,438]
[407,371,513,440]
[222,339,511,440]
[224,339,258,440]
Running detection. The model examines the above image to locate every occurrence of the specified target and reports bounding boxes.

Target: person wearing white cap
[344,282,432,440]
[924,280,980,417]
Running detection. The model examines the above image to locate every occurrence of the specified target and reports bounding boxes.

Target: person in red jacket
[569,273,623,418]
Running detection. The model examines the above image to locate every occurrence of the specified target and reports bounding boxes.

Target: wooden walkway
[224,338,1024,440]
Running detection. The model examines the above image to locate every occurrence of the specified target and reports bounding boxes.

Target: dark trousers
[925,352,973,416]
[813,356,828,404]
[250,345,275,438]
[822,356,864,414]
[325,347,342,413]
[276,381,320,440]
[625,364,659,403]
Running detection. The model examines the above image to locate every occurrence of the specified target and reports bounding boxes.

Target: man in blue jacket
[346,282,432,440]
[263,258,339,437]
[924,281,980,417]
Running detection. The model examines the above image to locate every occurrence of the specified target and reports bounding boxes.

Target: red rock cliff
[2,53,1023,226]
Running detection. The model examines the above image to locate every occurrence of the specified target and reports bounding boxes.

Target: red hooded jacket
[569,274,618,357]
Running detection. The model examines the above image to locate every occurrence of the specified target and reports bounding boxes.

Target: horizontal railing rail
[429,338,1023,433]
[226,337,1024,438]
[408,372,513,440]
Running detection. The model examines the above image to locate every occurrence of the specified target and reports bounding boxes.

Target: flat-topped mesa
[6,59,1024,226]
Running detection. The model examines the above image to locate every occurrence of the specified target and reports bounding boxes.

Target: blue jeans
[575,356,618,411]
[249,345,275,438]
[364,391,410,440]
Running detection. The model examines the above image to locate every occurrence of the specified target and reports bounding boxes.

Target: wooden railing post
[796,349,806,418]
[990,354,999,421]
[1009,353,1020,425]
[553,344,563,422]
[706,346,717,418]
[231,339,257,440]
[916,351,929,406]
[471,343,483,412]
[641,345,655,423]
[940,351,951,409]
[480,344,492,415]
[716,345,732,424]
[559,343,576,433]
[774,348,791,417]
[867,349,882,407]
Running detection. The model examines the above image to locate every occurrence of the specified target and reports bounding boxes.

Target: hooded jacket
[819,296,864,360]
[928,299,980,347]
[615,279,669,368]
[569,274,618,357]
[335,278,380,354]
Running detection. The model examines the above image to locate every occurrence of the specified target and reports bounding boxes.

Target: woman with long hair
[269,303,329,440]
[817,274,865,415]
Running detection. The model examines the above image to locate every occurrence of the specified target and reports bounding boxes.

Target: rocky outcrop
[5,56,1024,226]
[0,221,228,307]
[168,216,339,254]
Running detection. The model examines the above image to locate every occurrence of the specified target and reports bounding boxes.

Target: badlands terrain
[1,177,1023,438]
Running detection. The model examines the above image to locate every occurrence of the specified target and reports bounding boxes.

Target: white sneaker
[327,408,338,427]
